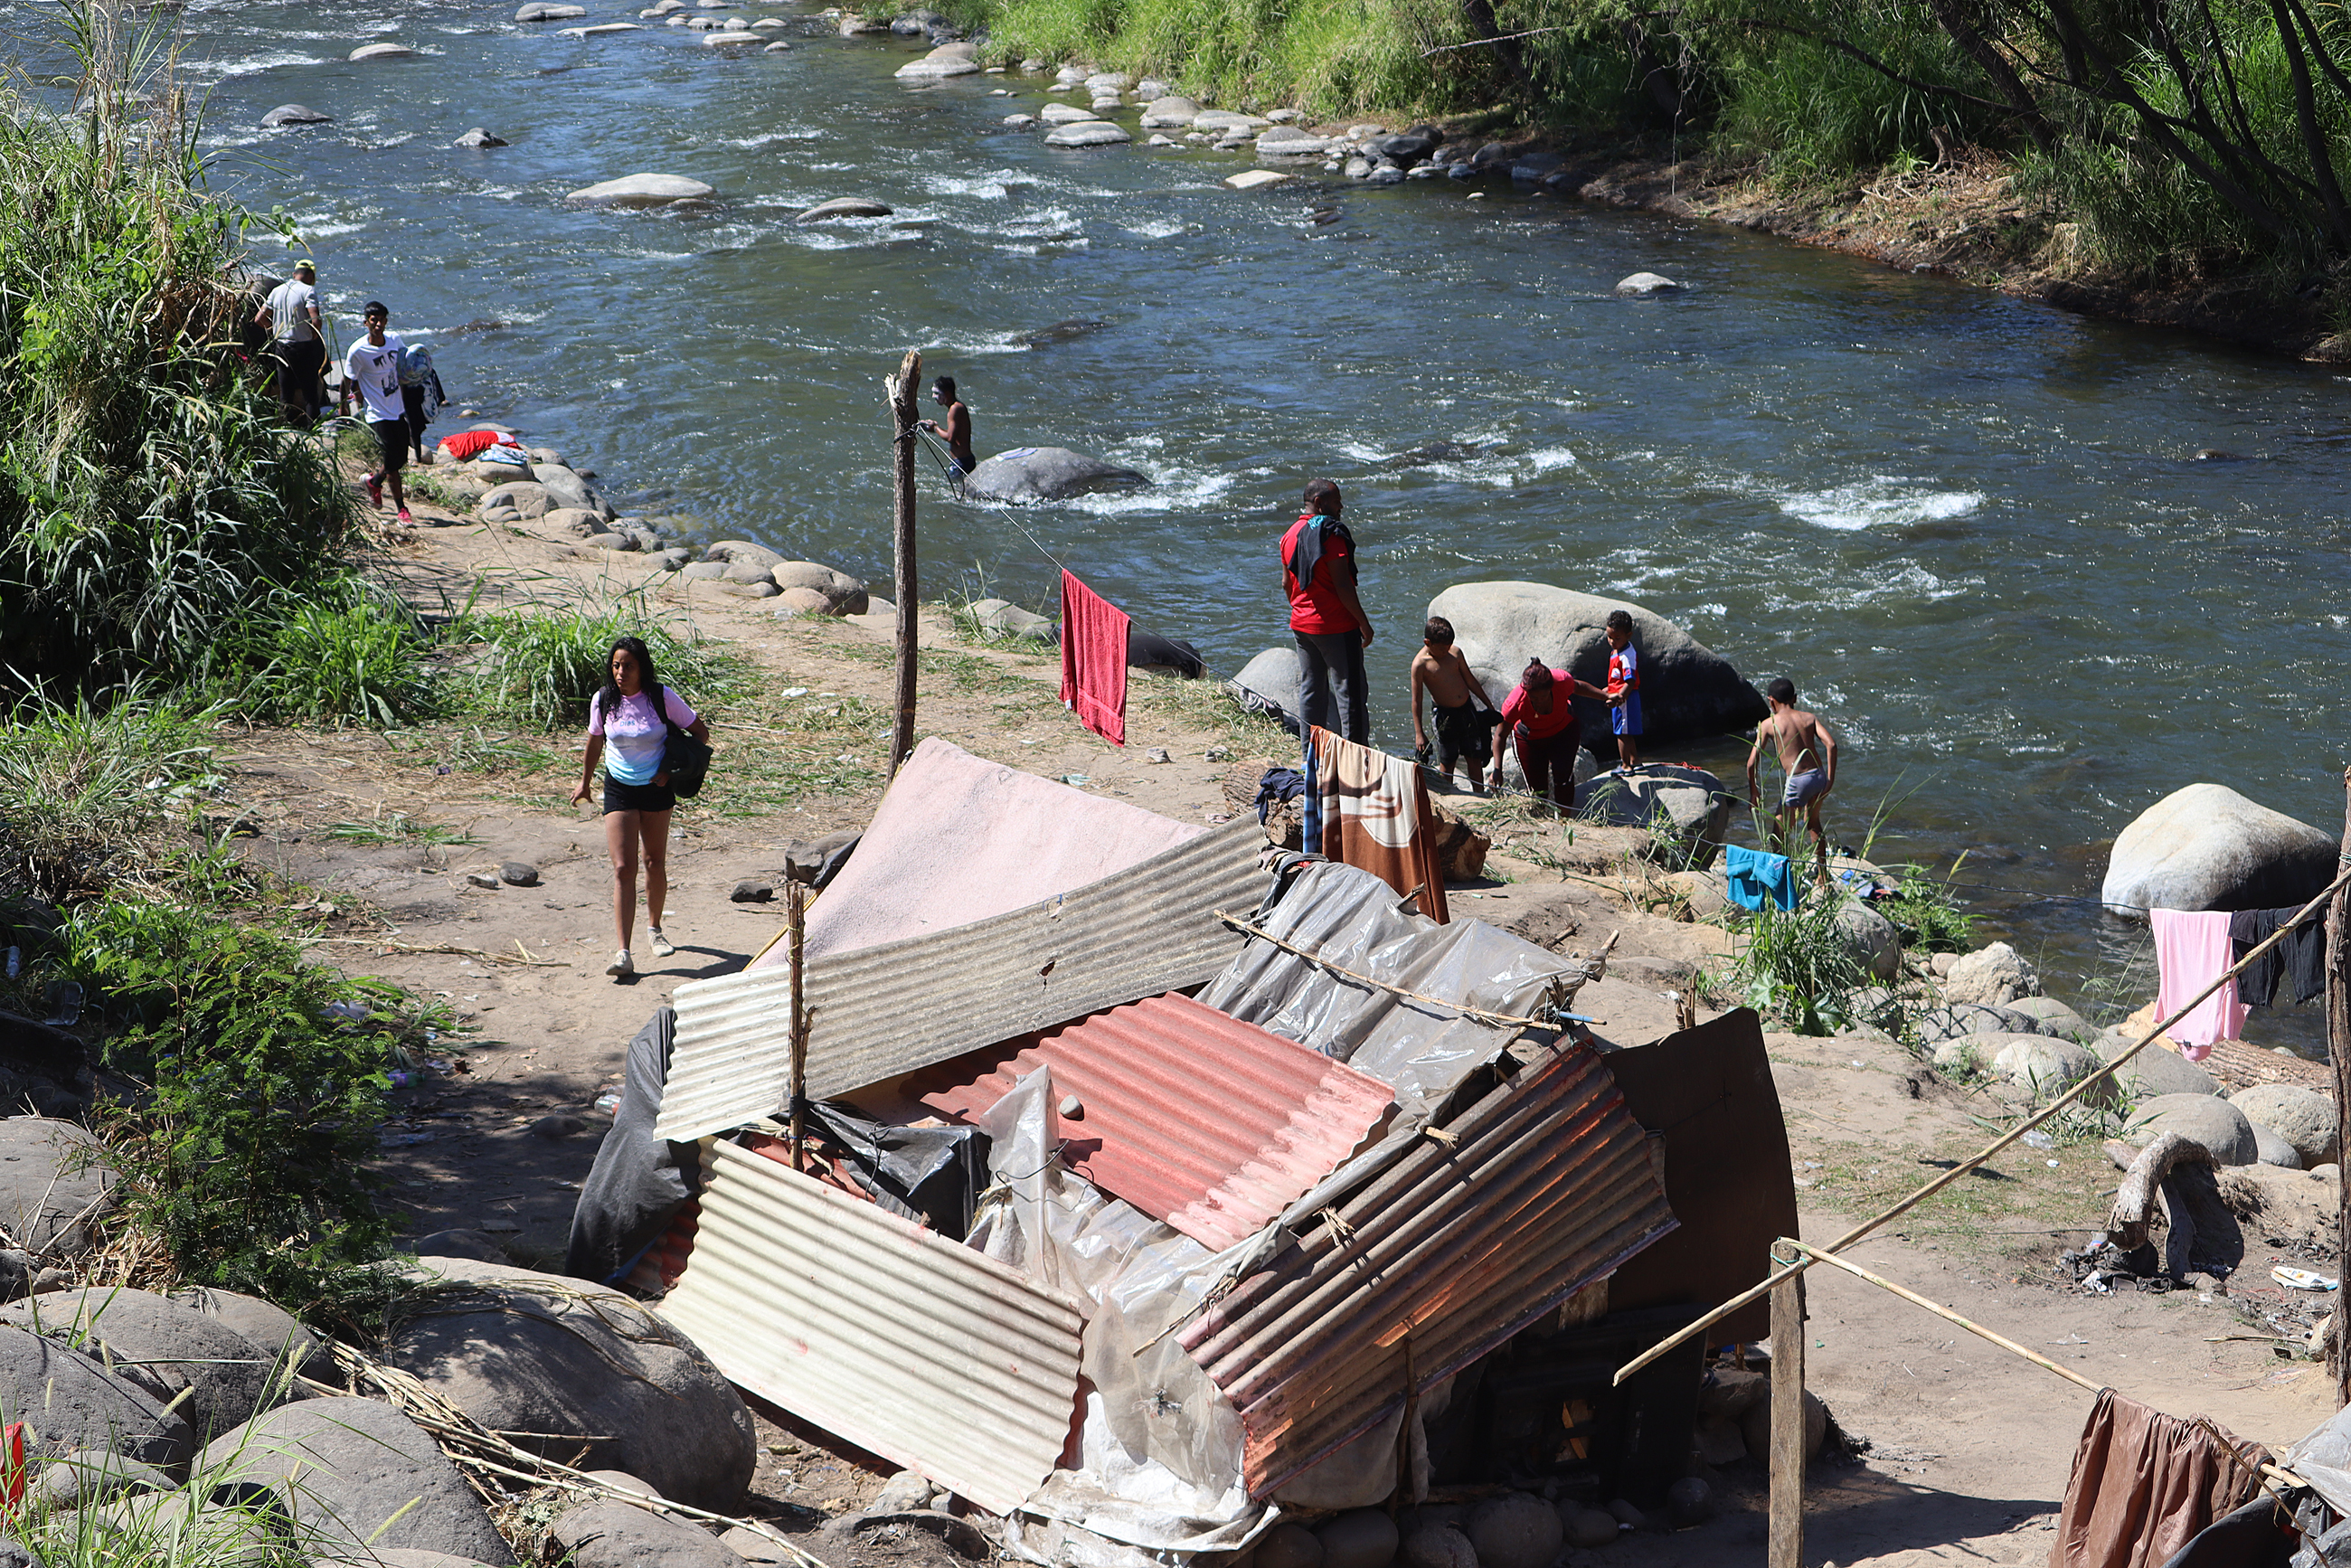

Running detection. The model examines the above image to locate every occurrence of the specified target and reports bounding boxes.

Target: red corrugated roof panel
[904,992,1396,1253]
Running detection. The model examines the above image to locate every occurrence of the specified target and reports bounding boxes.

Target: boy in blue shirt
[1603,609,1642,771]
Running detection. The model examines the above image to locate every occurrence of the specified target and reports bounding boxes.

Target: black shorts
[275,337,324,411]
[1432,700,1491,766]
[371,419,409,473]
[602,777,676,815]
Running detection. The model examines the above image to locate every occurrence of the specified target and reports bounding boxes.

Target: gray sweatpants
[1294,630,1368,743]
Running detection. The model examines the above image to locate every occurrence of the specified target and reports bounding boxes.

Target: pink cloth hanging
[2150,909,2244,1060]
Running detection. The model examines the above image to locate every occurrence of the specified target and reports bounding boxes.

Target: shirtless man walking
[1746,677,1838,884]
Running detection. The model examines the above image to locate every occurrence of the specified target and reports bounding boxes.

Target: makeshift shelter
[586,753,1798,1562]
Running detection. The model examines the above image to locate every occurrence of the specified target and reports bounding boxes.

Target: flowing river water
[14,0,2351,1025]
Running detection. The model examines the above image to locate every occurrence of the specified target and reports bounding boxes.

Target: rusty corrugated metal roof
[902,993,1396,1253]
[653,1138,1084,1516]
[656,822,1270,1142]
[1176,1039,1676,1497]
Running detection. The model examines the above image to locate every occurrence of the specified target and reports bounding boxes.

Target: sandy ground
[225,476,2337,1563]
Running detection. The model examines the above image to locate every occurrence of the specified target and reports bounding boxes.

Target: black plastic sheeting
[804,1100,988,1239]
[565,1006,702,1285]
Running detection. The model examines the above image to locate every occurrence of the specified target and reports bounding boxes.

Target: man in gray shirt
[254,260,324,427]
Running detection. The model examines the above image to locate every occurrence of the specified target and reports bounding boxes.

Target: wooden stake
[887,349,921,779]
[1767,1253,1804,1568]
[2332,766,2351,1406]
[788,879,808,1173]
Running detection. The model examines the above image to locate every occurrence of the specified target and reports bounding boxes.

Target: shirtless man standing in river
[920,376,975,477]
[1747,676,1838,885]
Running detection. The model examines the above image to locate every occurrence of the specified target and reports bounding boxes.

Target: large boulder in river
[260,104,333,127]
[1572,764,1733,868]
[1428,581,1767,752]
[797,196,893,222]
[2100,783,2337,916]
[1230,647,1300,733]
[381,1258,756,1510]
[203,1397,513,1563]
[960,445,1146,504]
[896,43,981,77]
[566,173,716,207]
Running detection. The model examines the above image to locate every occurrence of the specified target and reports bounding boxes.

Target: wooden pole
[1767,1252,1804,1568]
[1785,1238,2101,1394]
[788,879,808,1173]
[887,349,921,779]
[2331,766,2351,1406]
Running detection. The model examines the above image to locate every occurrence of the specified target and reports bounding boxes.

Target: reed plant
[452,592,750,730]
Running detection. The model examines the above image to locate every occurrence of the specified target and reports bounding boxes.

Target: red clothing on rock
[1281,514,1359,636]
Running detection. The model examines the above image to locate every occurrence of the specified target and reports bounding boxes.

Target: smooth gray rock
[1315,1508,1400,1568]
[1615,271,1683,296]
[796,197,893,222]
[1139,96,1197,127]
[203,1397,511,1563]
[348,43,416,60]
[0,1118,114,1255]
[2126,1092,2259,1166]
[959,446,1145,503]
[515,2,586,18]
[260,104,333,127]
[382,1258,755,1510]
[2253,1122,2304,1168]
[703,539,783,571]
[1989,1037,2105,1101]
[1913,1001,2050,1043]
[531,463,600,515]
[1572,765,1735,864]
[2093,1029,2220,1099]
[499,861,540,887]
[1831,897,1903,981]
[1930,1031,2049,1076]
[1400,1526,1473,1568]
[1257,128,1329,156]
[411,1228,509,1262]
[1230,646,1300,732]
[453,128,508,147]
[478,481,550,519]
[167,1287,331,1382]
[0,1325,191,1473]
[771,562,868,612]
[968,598,1053,642]
[566,174,716,208]
[1045,121,1133,147]
[896,45,980,78]
[1039,102,1100,124]
[26,1447,175,1512]
[1193,109,1268,131]
[678,561,729,582]
[0,1288,287,1440]
[2228,1084,2339,1167]
[1509,151,1564,181]
[1463,1492,1562,1568]
[2101,783,2338,916]
[2003,995,2092,1042]
[1942,941,2041,1007]
[1427,581,1767,750]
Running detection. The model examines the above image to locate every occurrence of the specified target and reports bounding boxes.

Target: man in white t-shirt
[344,301,412,523]
[253,260,324,426]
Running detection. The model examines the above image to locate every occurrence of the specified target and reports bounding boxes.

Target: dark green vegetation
[948,0,2351,302]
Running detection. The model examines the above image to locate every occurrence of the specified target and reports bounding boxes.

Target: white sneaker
[606,949,633,978]
[647,928,676,958]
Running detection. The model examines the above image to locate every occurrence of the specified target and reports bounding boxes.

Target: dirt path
[228,478,2332,1562]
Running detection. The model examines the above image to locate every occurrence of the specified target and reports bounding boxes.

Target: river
[14,0,2350,1028]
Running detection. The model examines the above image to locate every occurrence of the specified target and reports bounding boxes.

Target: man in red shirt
[1492,659,1607,811]
[1280,478,1374,741]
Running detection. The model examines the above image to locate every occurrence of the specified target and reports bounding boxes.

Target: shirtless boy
[1746,677,1838,884]
[1410,617,1498,791]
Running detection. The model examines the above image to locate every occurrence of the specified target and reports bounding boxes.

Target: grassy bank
[939,0,2351,338]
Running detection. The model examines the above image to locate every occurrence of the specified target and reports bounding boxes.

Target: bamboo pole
[1615,855,2351,1387]
[788,879,808,1173]
[887,349,921,778]
[2332,766,2351,1405]
[1767,1257,1804,1568]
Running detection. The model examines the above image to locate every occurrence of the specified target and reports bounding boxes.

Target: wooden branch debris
[2107,1131,2214,1252]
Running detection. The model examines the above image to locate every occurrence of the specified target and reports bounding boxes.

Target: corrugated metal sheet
[1176,1040,1676,1497]
[656,822,1270,1142]
[902,993,1397,1253]
[654,1138,1084,1516]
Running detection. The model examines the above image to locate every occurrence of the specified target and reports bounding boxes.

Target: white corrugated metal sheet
[655,1138,1084,1516]
[656,821,1270,1141]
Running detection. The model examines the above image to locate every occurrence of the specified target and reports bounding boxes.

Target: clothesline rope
[1613,852,2351,1388]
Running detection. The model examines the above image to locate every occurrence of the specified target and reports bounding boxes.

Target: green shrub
[0,691,222,901]
[455,601,747,729]
[1727,896,1871,1035]
[1877,861,1974,952]
[234,583,438,727]
[68,897,406,1314]
[0,5,357,691]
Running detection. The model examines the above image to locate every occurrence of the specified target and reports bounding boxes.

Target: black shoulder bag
[658,686,713,799]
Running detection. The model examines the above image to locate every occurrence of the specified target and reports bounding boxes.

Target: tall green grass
[0,690,224,901]
[453,599,751,729]
[0,3,358,693]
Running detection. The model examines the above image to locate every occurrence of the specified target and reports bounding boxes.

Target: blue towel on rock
[1724,844,1798,912]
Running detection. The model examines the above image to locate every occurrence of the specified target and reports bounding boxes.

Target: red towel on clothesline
[1059,570,1128,747]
